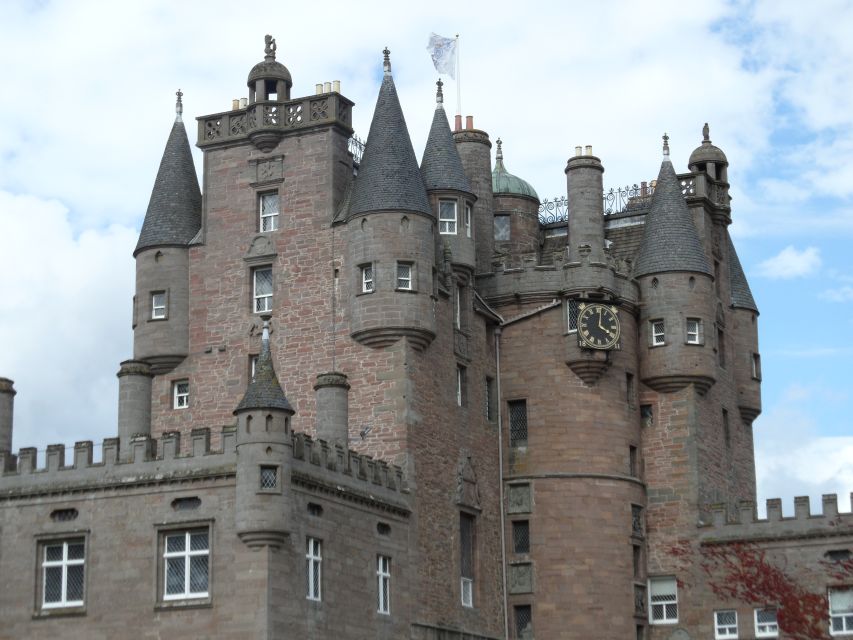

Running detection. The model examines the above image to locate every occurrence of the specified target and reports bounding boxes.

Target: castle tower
[346,49,436,350]
[728,233,761,424]
[132,91,201,375]
[634,135,716,394]
[491,140,540,263]
[116,359,153,458]
[421,80,476,272]
[0,378,15,453]
[452,115,494,274]
[566,145,606,263]
[234,316,294,549]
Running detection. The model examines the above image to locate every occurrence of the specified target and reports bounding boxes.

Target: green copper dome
[491,139,539,200]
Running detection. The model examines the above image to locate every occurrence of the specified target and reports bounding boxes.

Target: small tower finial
[702,122,710,142]
[264,34,277,61]
[175,89,183,122]
[496,138,503,160]
[383,47,391,75]
[662,132,670,161]
[436,79,444,106]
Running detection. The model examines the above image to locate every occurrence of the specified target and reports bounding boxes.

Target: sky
[0,0,851,517]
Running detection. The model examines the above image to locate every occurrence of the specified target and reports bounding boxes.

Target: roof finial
[496,138,503,160]
[436,79,444,106]
[662,132,670,161]
[383,47,391,75]
[702,122,710,142]
[264,34,277,61]
[175,89,183,122]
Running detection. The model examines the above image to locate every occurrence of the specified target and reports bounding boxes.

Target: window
[629,445,638,477]
[830,587,853,635]
[260,465,278,490]
[253,266,273,312]
[494,215,510,241]
[163,530,209,600]
[361,264,374,293]
[752,353,762,380]
[649,576,678,624]
[633,544,642,579]
[714,610,738,638]
[686,318,703,344]
[396,263,412,290]
[650,320,665,346]
[754,608,778,638]
[377,555,391,614]
[173,380,189,409]
[41,539,85,609]
[626,372,635,405]
[717,327,726,367]
[460,513,475,607]
[259,192,279,232]
[723,409,730,447]
[509,399,528,447]
[512,520,530,554]
[515,604,532,638]
[439,200,457,234]
[455,283,463,329]
[465,203,472,237]
[456,365,466,407]
[567,299,579,333]
[152,291,167,319]
[249,355,259,382]
[485,376,496,421]
[306,537,321,601]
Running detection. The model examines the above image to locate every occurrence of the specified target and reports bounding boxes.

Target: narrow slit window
[306,537,322,601]
[259,192,279,232]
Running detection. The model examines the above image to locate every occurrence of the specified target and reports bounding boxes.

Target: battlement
[699,494,853,543]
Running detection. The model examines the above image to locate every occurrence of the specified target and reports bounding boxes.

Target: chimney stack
[314,372,350,448]
[0,378,15,453]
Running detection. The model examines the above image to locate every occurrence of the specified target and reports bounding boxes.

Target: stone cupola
[247,34,292,103]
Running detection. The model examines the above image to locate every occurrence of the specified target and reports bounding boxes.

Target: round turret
[491,140,540,260]
[688,123,728,181]
[247,35,292,103]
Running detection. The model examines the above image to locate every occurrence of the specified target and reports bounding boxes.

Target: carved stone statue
[264,34,277,59]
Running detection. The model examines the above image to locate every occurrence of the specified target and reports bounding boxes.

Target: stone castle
[0,37,851,639]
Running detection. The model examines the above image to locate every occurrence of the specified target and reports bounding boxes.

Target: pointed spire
[349,50,430,216]
[134,94,202,257]
[421,80,472,193]
[633,138,712,278]
[727,234,758,312]
[234,316,294,414]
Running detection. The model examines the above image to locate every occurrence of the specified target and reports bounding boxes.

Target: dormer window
[439,201,457,234]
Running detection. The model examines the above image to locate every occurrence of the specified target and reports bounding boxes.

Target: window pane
[260,466,278,489]
[44,566,63,602]
[166,534,185,553]
[66,564,85,601]
[190,532,209,552]
[460,513,474,578]
[515,605,532,636]
[494,215,510,241]
[189,556,209,593]
[509,400,528,447]
[255,268,273,295]
[67,542,85,560]
[833,587,853,613]
[45,545,63,562]
[261,193,278,214]
[166,557,185,595]
[513,521,530,554]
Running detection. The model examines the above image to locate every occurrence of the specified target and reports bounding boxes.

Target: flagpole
[455,34,462,118]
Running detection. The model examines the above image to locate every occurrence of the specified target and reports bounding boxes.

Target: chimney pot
[466,115,474,129]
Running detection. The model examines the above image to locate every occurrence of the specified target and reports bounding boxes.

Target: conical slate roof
[135,104,202,256]
[634,146,712,278]
[349,52,431,216]
[727,234,758,312]
[234,321,294,414]
[420,82,472,193]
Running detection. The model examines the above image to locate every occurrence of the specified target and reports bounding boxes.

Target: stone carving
[256,158,282,182]
[311,99,329,121]
[205,118,221,139]
[508,563,533,594]
[230,114,246,136]
[264,34,276,59]
[507,483,531,513]
[455,455,480,509]
[286,104,303,126]
[245,234,276,261]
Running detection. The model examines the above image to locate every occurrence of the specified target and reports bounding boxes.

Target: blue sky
[0,0,850,515]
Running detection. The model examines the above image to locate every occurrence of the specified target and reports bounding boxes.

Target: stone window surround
[714,609,738,639]
[253,266,273,313]
[306,537,322,601]
[155,520,213,610]
[376,554,391,615]
[35,532,88,615]
[151,290,168,321]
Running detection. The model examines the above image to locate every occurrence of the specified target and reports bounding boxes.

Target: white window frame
[306,537,322,601]
[651,320,666,347]
[253,266,273,313]
[361,264,374,293]
[151,291,167,320]
[377,555,391,614]
[41,539,85,609]
[162,530,209,601]
[686,318,703,344]
[465,203,472,238]
[250,354,259,382]
[648,576,678,624]
[439,200,457,235]
[754,608,778,638]
[173,380,189,409]
[396,262,412,291]
[714,610,738,639]
[259,192,279,232]
[830,587,853,635]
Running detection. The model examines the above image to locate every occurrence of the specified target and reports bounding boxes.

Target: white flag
[426,33,457,79]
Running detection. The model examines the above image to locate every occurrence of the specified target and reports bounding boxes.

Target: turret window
[173,380,189,409]
[361,264,374,293]
[508,399,528,447]
[377,555,391,614]
[459,512,475,607]
[751,353,762,380]
[494,215,510,241]
[567,299,580,333]
[259,192,279,232]
[306,537,322,601]
[685,318,703,344]
[650,320,665,346]
[465,204,472,238]
[253,267,273,312]
[439,200,457,234]
[396,263,412,290]
[151,291,167,320]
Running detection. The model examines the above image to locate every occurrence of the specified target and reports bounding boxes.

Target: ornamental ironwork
[538,180,657,224]
[538,196,569,224]
[349,134,365,164]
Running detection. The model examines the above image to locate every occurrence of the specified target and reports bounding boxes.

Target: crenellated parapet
[699,494,853,543]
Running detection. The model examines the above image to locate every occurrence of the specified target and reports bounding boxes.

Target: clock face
[577,303,621,350]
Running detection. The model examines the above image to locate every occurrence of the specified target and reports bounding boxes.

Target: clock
[577,303,621,350]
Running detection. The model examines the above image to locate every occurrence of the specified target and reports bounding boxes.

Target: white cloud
[820,285,853,302]
[754,245,821,279]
